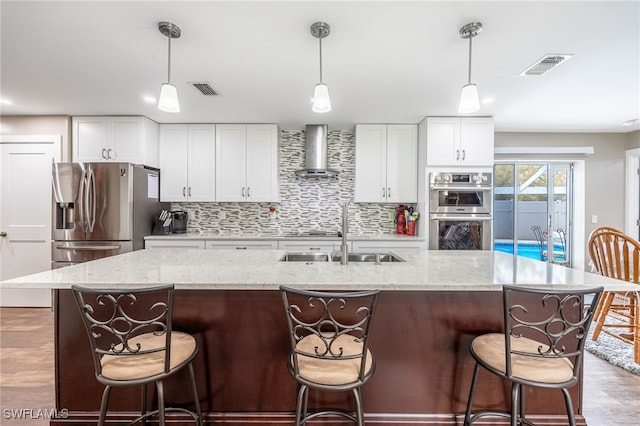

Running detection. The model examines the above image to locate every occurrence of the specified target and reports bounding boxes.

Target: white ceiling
[1,0,639,132]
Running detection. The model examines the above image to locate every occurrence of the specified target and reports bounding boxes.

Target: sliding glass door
[494,162,573,266]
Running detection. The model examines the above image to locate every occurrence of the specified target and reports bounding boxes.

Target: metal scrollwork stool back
[280,285,380,426]
[72,284,202,426]
[464,285,603,426]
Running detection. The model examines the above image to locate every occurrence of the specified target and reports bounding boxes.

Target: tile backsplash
[171,129,407,236]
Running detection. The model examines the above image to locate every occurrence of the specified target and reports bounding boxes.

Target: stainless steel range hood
[296,124,338,178]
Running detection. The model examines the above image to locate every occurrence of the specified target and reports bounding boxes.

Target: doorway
[0,135,60,306]
[494,161,573,266]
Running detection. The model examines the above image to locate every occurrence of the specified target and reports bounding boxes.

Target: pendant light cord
[167,35,172,84]
[318,36,324,84]
[467,36,473,85]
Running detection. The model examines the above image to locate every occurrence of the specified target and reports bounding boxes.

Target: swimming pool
[494,241,566,262]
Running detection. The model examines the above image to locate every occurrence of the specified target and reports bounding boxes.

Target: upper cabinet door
[73,118,109,162]
[110,118,142,162]
[385,125,418,203]
[425,117,460,166]
[355,125,388,202]
[246,124,280,202]
[215,124,247,202]
[187,125,216,202]
[159,125,189,202]
[459,118,495,166]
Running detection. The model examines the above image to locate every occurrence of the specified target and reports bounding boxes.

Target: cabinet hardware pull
[456,149,460,161]
[462,150,466,161]
[107,148,113,159]
[101,148,107,159]
[0,231,7,237]
[183,187,186,197]
[387,187,391,198]
[235,246,248,250]
[247,187,251,197]
[188,187,192,197]
[382,187,386,197]
[242,187,245,197]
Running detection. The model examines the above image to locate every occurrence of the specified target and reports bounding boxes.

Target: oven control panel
[430,172,492,187]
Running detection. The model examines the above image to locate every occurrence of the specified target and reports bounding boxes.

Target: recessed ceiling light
[143,95,156,103]
[621,119,639,127]
[481,97,494,105]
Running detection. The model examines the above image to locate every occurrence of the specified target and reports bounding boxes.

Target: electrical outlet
[218,211,226,220]
[355,212,361,221]
[389,210,395,221]
[591,215,598,224]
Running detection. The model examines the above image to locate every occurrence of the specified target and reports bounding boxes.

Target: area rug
[585,327,639,375]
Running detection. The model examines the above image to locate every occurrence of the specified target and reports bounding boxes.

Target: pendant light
[458,22,482,114]
[311,22,331,113]
[158,21,181,113]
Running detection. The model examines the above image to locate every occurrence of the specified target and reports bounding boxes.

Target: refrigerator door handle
[55,244,122,250]
[78,168,87,232]
[86,168,96,232]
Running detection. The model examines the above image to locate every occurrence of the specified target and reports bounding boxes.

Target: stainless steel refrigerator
[51,162,167,268]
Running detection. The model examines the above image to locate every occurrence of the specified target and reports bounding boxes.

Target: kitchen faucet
[340,202,349,265]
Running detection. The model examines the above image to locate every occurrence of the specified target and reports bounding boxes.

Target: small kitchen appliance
[171,210,188,233]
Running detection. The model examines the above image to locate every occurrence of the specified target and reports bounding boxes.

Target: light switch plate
[591,215,598,224]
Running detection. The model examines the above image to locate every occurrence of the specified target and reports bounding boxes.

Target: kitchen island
[2,249,635,425]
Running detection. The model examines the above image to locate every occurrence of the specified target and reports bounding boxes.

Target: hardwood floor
[1,307,639,425]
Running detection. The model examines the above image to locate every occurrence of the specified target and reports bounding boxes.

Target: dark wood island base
[53,289,587,425]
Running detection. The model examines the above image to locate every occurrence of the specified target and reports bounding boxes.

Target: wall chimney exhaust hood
[296,124,338,178]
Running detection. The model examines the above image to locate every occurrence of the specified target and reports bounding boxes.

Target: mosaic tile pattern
[171,130,406,236]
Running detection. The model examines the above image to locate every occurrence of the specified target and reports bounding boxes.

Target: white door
[354,124,387,202]
[246,124,279,202]
[187,125,216,202]
[159,125,189,201]
[386,125,417,203]
[0,135,60,307]
[216,124,247,202]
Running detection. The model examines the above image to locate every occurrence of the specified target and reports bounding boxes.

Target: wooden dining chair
[588,227,640,363]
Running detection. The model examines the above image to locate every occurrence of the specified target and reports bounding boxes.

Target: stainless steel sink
[279,252,331,262]
[279,252,404,263]
[331,253,405,263]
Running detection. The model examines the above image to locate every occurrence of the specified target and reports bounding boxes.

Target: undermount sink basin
[279,252,405,263]
[279,252,331,262]
[333,253,405,263]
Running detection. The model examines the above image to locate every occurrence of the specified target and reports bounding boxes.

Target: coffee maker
[171,210,188,233]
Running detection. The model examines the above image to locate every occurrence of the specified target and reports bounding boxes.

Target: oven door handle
[430,215,493,221]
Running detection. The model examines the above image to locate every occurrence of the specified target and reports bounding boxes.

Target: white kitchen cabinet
[145,239,205,249]
[72,116,159,166]
[159,124,215,202]
[352,239,427,251]
[205,240,278,250]
[215,124,279,202]
[426,117,494,166]
[354,124,417,203]
[278,240,343,252]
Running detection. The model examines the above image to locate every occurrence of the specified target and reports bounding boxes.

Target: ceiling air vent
[520,54,573,76]
[189,82,221,96]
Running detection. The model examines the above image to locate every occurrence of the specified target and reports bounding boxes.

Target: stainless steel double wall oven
[429,171,493,250]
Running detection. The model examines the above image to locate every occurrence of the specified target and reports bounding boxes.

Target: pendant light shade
[459,83,480,114]
[158,83,180,113]
[311,22,331,113]
[312,83,331,113]
[158,21,181,113]
[458,22,482,114]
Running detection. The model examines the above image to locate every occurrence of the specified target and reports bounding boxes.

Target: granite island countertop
[2,249,637,292]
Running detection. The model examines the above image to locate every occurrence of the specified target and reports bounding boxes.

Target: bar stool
[464,285,603,426]
[279,286,380,426]
[72,284,202,426]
